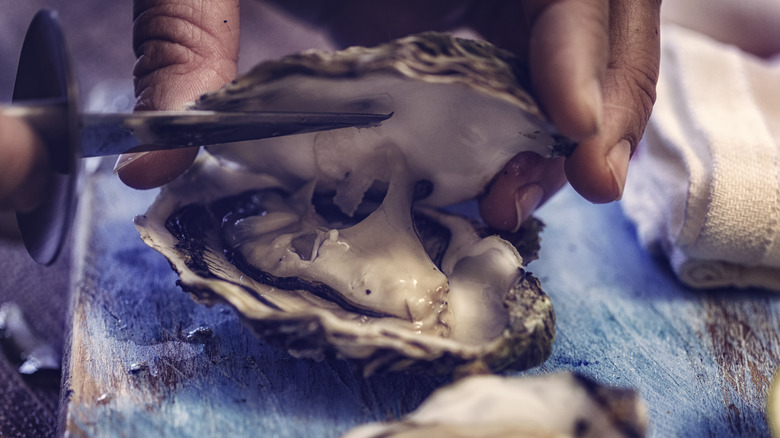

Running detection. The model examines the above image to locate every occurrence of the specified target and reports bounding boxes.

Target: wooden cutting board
[59,160,780,437]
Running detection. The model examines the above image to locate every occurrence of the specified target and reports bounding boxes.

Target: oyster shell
[136,33,566,375]
[192,32,574,209]
[342,373,649,438]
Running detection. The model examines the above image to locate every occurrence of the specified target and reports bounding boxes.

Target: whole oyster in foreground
[136,32,568,376]
[342,373,648,438]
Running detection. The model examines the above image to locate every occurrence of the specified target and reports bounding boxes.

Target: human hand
[473,0,662,230]
[119,0,661,234]
[0,114,50,213]
[114,0,240,189]
[1,0,238,215]
[276,0,660,230]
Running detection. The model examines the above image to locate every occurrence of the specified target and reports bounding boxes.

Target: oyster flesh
[342,373,649,438]
[136,32,568,375]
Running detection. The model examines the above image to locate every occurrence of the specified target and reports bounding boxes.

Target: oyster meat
[136,32,569,375]
[342,373,649,438]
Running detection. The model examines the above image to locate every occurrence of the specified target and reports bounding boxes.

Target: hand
[0,114,50,213]
[276,0,661,229]
[2,0,238,214]
[473,0,662,230]
[119,0,662,234]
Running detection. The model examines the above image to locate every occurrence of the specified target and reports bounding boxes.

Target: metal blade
[8,9,392,266]
[79,110,392,157]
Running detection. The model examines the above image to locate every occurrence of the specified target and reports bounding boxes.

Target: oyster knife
[7,10,389,266]
[4,104,391,158]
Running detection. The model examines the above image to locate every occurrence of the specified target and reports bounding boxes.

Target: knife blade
[1,102,392,158]
[8,9,389,266]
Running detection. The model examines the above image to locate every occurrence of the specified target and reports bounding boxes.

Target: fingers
[479,153,566,231]
[525,0,660,204]
[526,0,661,203]
[118,0,241,189]
[132,0,240,111]
[113,148,200,190]
[525,0,609,142]
[478,0,661,229]
[0,114,50,212]
[564,0,660,203]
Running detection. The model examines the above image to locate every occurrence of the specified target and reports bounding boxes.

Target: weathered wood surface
[529,189,780,437]
[60,160,780,437]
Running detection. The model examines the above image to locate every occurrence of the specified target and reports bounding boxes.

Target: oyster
[136,33,568,375]
[342,373,649,438]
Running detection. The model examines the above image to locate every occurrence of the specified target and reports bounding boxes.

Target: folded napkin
[621,25,780,291]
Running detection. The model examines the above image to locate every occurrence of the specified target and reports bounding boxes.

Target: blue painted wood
[60,162,780,437]
[61,161,448,437]
[530,187,780,438]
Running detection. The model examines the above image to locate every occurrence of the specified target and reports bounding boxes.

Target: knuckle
[132,3,235,78]
[133,7,207,73]
[606,46,660,148]
[624,51,659,117]
[131,2,238,109]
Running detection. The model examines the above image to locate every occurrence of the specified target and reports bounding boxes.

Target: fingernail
[607,140,631,201]
[512,184,544,232]
[113,151,151,174]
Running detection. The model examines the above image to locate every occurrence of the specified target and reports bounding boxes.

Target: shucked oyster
[136,33,569,375]
[343,373,648,438]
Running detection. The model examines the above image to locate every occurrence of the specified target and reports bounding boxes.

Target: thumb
[564,0,660,203]
[526,0,660,203]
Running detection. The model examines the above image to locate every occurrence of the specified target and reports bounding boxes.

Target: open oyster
[136,33,569,375]
[342,373,649,438]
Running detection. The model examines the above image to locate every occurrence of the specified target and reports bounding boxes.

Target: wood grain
[60,161,447,437]
[531,187,780,438]
[59,161,780,437]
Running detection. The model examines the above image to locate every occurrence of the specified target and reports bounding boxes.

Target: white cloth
[622,25,780,290]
